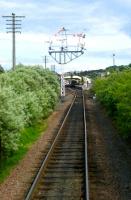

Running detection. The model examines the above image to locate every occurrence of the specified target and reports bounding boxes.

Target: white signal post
[61,73,65,97]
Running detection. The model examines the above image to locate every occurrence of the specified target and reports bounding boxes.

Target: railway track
[25,88,89,200]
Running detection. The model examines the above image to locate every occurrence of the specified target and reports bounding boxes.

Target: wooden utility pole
[44,55,47,69]
[113,53,115,66]
[2,13,25,70]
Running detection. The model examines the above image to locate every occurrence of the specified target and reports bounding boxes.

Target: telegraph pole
[42,55,49,69]
[2,13,25,70]
[44,56,47,69]
[113,53,115,66]
[44,55,47,69]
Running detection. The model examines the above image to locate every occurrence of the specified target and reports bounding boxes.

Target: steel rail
[82,89,90,200]
[25,93,77,200]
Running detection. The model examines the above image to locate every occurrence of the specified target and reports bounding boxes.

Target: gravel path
[86,96,131,200]
[0,92,74,200]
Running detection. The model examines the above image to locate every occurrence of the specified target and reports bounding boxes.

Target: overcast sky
[0,0,131,72]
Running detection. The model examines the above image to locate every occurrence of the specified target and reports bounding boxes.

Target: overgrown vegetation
[0,121,47,182]
[0,65,60,181]
[92,70,131,138]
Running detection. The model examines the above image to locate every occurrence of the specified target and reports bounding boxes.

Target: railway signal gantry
[48,27,86,97]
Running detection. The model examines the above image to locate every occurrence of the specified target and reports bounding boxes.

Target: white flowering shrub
[33,67,60,94]
[0,87,26,152]
[0,66,60,154]
[22,91,43,124]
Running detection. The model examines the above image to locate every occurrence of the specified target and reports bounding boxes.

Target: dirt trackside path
[85,95,131,200]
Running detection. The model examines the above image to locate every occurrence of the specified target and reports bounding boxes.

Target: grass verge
[0,120,47,183]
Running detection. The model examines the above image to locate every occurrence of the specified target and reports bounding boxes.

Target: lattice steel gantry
[48,27,86,97]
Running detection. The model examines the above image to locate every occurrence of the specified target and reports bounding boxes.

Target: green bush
[93,70,131,138]
[0,66,60,154]
[0,87,26,152]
